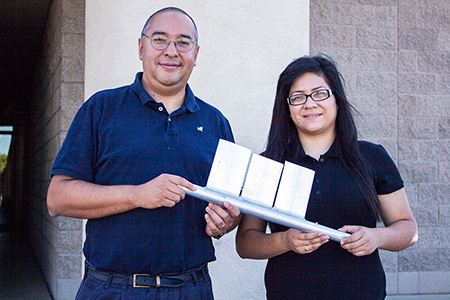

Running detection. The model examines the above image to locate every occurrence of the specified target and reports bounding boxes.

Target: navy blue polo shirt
[265,139,404,299]
[51,73,234,275]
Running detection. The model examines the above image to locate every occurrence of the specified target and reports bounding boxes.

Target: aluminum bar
[184,185,350,242]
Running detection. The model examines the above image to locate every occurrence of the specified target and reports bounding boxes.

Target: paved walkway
[0,209,53,299]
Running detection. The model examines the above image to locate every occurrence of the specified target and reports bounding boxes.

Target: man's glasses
[142,34,196,52]
[287,89,333,106]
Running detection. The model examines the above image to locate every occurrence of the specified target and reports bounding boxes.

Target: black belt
[86,265,208,288]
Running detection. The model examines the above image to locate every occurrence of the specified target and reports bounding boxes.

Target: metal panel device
[183,139,350,242]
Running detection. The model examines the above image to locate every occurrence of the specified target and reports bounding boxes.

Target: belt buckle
[133,274,161,288]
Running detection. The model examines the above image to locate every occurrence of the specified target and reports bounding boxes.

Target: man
[47,7,240,300]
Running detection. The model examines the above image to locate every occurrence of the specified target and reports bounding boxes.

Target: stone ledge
[419,271,450,294]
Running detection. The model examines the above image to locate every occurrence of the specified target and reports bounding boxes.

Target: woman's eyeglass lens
[287,89,333,106]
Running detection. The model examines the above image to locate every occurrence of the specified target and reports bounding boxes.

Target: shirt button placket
[167,116,173,134]
[314,167,322,201]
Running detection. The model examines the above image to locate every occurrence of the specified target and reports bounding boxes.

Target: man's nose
[164,41,179,56]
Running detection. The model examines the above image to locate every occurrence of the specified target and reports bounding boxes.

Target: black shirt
[265,140,403,300]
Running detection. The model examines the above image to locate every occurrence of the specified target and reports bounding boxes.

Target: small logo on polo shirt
[197,126,204,132]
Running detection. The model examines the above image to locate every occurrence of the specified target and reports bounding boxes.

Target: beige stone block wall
[28,0,85,299]
[311,0,450,296]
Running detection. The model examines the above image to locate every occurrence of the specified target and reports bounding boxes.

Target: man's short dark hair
[141,7,199,42]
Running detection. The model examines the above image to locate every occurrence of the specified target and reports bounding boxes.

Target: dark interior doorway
[0,1,53,298]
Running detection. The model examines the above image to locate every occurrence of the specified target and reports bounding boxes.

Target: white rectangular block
[274,161,315,217]
[206,139,252,196]
[399,272,418,294]
[241,154,284,207]
[385,272,398,295]
[419,271,450,294]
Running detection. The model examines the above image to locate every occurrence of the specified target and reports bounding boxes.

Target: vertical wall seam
[396,0,400,164]
[395,0,400,289]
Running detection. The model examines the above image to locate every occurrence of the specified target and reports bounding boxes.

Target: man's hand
[134,174,195,209]
[204,201,241,238]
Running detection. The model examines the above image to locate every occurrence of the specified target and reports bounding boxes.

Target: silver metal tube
[184,185,350,242]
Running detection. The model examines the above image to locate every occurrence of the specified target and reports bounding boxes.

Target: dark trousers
[75,266,214,300]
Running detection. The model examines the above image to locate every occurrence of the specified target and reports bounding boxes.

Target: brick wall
[311,0,450,296]
[28,0,85,299]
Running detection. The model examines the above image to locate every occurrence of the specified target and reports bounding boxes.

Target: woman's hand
[339,188,418,256]
[284,229,329,254]
[339,225,380,256]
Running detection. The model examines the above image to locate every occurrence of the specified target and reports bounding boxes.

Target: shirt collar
[325,139,339,158]
[131,72,200,113]
[289,137,339,160]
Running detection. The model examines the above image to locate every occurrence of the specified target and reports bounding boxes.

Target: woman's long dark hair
[265,55,381,220]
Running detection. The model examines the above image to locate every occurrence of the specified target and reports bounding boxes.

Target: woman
[235,55,417,300]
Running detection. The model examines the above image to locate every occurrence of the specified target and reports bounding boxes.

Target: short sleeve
[221,117,235,143]
[51,100,99,182]
[371,144,404,195]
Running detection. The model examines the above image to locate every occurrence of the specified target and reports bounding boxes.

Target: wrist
[213,231,227,240]
[373,227,385,249]
[128,185,140,209]
[279,231,291,252]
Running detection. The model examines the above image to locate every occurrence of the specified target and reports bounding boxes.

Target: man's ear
[138,38,144,61]
[193,45,200,66]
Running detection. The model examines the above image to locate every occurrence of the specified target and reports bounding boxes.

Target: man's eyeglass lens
[288,89,332,106]
[144,34,195,52]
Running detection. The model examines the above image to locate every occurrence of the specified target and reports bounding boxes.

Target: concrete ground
[0,208,53,300]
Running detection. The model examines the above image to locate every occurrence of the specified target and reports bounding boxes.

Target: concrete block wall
[21,0,448,298]
[397,0,450,295]
[28,0,85,299]
[310,0,450,297]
